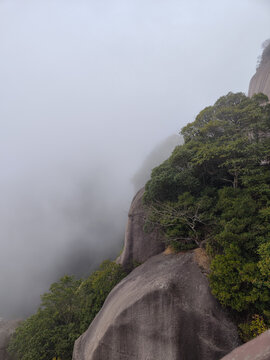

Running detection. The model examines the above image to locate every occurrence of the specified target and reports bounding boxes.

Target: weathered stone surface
[248,60,270,100]
[73,252,240,360]
[220,330,270,360]
[0,319,21,360]
[117,187,165,268]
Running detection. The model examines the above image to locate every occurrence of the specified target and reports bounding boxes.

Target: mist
[0,0,269,318]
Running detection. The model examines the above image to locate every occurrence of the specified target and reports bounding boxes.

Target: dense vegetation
[144,92,270,340]
[8,261,127,360]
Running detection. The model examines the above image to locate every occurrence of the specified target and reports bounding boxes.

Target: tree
[8,261,127,360]
[8,276,82,360]
[144,92,270,336]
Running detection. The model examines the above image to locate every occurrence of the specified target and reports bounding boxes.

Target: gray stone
[0,319,21,360]
[220,330,270,360]
[117,187,165,268]
[73,252,240,360]
[248,60,270,100]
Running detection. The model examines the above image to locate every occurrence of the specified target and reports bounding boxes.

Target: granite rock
[220,330,270,360]
[117,187,165,268]
[73,252,240,360]
[248,60,270,100]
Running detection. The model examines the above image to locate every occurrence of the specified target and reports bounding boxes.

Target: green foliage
[8,261,127,360]
[146,189,216,251]
[77,260,127,332]
[239,314,268,342]
[257,242,270,288]
[144,147,200,202]
[8,275,81,360]
[144,92,270,337]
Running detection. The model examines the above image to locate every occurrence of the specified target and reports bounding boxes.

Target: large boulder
[221,330,270,360]
[117,187,165,268]
[73,252,240,360]
[0,319,21,360]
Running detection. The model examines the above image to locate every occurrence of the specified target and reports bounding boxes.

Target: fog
[0,0,269,318]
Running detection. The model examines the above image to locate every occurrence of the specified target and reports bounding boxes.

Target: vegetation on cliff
[144,92,270,339]
[8,261,126,360]
[8,92,270,359]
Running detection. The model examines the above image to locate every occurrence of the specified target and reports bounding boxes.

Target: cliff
[248,40,270,99]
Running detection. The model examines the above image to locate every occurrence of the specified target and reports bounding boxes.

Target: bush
[239,315,268,342]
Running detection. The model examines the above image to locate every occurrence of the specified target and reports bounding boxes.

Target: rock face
[220,330,270,360]
[0,319,21,360]
[248,61,270,99]
[248,42,270,99]
[73,252,240,360]
[117,187,165,268]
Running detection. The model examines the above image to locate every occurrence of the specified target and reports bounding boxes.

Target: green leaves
[8,276,81,360]
[258,242,270,288]
[77,260,126,332]
[8,261,127,360]
[144,92,270,332]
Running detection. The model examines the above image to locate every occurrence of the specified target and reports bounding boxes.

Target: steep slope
[73,252,240,360]
[248,40,270,99]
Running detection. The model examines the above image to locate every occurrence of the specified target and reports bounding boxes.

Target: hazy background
[0,0,269,318]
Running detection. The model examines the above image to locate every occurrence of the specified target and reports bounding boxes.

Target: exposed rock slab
[117,187,165,268]
[73,252,240,360]
[220,330,270,360]
[248,60,270,99]
[0,319,21,360]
